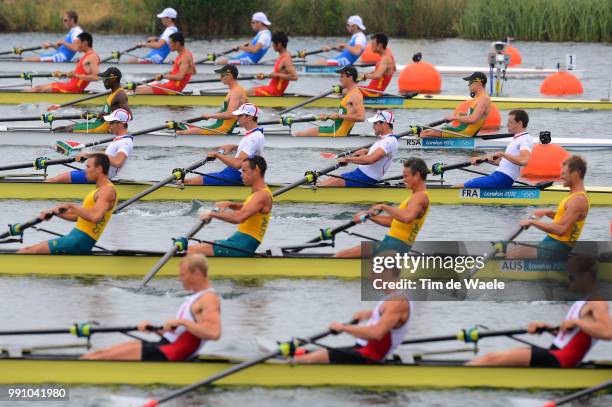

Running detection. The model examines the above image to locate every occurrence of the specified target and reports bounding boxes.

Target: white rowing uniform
[497,131,533,180]
[358,133,399,180]
[104,134,134,179]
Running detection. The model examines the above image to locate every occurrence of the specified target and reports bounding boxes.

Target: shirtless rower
[134,32,195,95]
[247,31,297,96]
[188,156,273,257]
[177,64,248,135]
[421,71,491,138]
[358,33,396,97]
[82,254,221,361]
[25,32,98,93]
[294,66,365,137]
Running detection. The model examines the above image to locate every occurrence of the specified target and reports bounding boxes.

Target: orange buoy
[540,71,584,96]
[448,99,500,130]
[503,45,522,67]
[398,61,441,93]
[360,43,380,64]
[521,143,570,179]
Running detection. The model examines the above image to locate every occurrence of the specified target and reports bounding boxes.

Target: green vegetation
[0,0,609,42]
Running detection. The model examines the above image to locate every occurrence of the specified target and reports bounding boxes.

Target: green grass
[0,0,609,42]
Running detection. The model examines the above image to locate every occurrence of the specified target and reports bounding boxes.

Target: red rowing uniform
[152,50,194,95]
[360,54,396,98]
[547,300,597,367]
[51,50,99,93]
[155,288,215,361]
[354,292,411,361]
[251,53,291,96]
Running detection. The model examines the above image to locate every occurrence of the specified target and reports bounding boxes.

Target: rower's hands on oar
[256,73,268,80]
[329,321,346,334]
[353,210,369,223]
[155,74,165,81]
[162,319,183,333]
[137,320,161,333]
[527,322,558,334]
[352,310,372,322]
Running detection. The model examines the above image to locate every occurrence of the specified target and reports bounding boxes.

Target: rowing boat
[1,181,610,206]
[1,90,610,110]
[1,251,610,281]
[0,58,578,78]
[2,127,611,150]
[0,355,608,389]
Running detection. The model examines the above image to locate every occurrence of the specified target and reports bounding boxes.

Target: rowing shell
[0,58,578,78]
[1,90,610,110]
[1,181,611,206]
[0,355,608,389]
[1,127,610,150]
[1,251,611,281]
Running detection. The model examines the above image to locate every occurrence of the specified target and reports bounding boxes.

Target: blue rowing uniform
[203,166,243,186]
[327,31,367,67]
[41,26,83,63]
[341,168,378,187]
[231,30,272,65]
[142,26,178,63]
[463,171,514,188]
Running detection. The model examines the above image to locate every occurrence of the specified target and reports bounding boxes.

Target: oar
[141,220,208,286]
[100,45,140,63]
[0,323,162,337]
[0,46,42,56]
[195,47,239,64]
[188,75,261,85]
[0,208,66,239]
[271,141,378,197]
[0,72,56,80]
[47,78,157,111]
[0,111,95,123]
[291,48,329,59]
[542,380,612,407]
[307,210,380,244]
[114,156,213,213]
[258,115,323,126]
[430,159,486,175]
[401,326,552,345]
[142,321,355,407]
[278,85,342,115]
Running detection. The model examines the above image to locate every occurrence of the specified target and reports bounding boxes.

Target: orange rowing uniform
[51,50,99,93]
[360,54,395,98]
[252,53,291,96]
[152,50,194,95]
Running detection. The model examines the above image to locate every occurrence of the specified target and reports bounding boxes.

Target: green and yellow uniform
[377,192,429,254]
[73,88,128,133]
[317,87,361,137]
[213,187,272,257]
[538,191,590,260]
[441,94,488,137]
[196,86,247,135]
[48,183,117,254]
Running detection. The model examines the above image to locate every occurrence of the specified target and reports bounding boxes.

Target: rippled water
[0,34,610,407]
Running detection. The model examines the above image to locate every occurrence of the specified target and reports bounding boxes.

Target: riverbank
[0,0,610,42]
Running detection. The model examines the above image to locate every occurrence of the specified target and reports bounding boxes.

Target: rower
[128,7,179,64]
[468,255,612,367]
[247,31,297,96]
[320,110,398,187]
[56,67,131,133]
[81,254,221,361]
[294,258,411,364]
[45,109,133,184]
[294,66,365,137]
[315,15,367,67]
[358,33,396,98]
[25,32,99,94]
[507,155,590,261]
[457,110,533,188]
[217,12,272,65]
[184,103,264,186]
[421,71,491,138]
[17,153,117,255]
[335,158,430,257]
[134,32,195,95]
[188,156,273,257]
[23,10,83,62]
[177,64,248,135]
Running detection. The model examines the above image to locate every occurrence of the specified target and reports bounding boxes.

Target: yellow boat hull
[1,182,611,206]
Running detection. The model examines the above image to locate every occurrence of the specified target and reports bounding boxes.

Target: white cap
[157,8,177,19]
[103,108,131,123]
[367,110,394,124]
[347,15,365,30]
[252,12,271,26]
[232,103,260,118]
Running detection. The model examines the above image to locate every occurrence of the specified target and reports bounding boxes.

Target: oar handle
[0,208,66,240]
[101,45,140,63]
[401,326,554,345]
[309,210,381,243]
[430,159,486,175]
